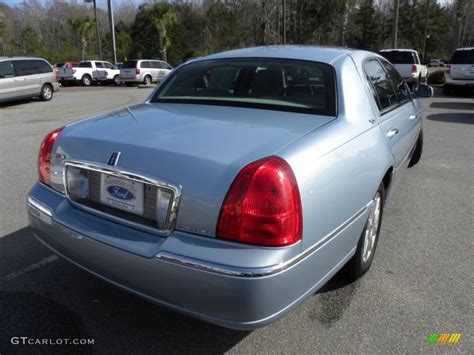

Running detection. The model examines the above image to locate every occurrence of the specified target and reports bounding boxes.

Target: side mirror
[413,84,433,98]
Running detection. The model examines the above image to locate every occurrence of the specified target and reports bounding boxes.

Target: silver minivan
[120,59,173,85]
[0,57,59,103]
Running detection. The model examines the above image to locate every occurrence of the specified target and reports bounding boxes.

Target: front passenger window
[0,61,14,78]
[364,59,399,112]
[380,59,410,103]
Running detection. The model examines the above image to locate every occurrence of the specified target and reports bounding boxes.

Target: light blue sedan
[27,46,432,329]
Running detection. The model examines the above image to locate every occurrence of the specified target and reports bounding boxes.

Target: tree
[351,0,381,51]
[69,16,95,61]
[0,21,8,55]
[20,26,43,56]
[153,5,178,63]
[114,21,132,61]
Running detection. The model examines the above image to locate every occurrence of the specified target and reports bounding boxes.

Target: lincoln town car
[27,46,432,329]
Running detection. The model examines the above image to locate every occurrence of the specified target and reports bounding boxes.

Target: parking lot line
[0,255,58,284]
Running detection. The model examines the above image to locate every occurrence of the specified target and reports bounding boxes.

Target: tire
[408,130,423,168]
[81,74,92,86]
[113,75,121,86]
[40,84,53,101]
[348,183,385,280]
[143,75,152,85]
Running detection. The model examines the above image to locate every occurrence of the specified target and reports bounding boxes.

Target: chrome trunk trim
[63,160,182,236]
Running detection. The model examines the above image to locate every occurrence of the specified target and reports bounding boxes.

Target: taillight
[135,68,140,75]
[411,64,417,73]
[445,64,451,75]
[38,127,63,186]
[217,156,302,247]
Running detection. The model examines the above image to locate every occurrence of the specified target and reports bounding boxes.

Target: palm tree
[154,9,178,63]
[69,16,95,61]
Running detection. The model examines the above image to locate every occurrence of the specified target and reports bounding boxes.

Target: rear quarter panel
[278,54,394,253]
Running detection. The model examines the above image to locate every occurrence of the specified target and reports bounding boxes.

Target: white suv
[444,47,474,95]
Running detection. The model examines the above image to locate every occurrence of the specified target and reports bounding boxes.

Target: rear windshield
[153,58,336,116]
[79,62,92,68]
[379,51,416,64]
[56,63,65,67]
[450,49,474,64]
[122,61,138,69]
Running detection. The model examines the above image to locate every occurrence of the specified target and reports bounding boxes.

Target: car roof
[454,47,474,51]
[129,59,166,62]
[196,45,362,64]
[0,56,49,61]
[379,49,419,53]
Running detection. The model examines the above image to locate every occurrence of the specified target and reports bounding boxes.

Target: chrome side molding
[156,204,369,278]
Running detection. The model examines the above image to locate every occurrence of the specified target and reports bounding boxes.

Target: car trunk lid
[57,103,334,237]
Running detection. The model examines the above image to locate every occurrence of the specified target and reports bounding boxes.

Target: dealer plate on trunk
[100,174,144,215]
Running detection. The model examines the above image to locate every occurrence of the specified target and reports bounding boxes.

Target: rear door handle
[408,114,417,120]
[386,128,399,139]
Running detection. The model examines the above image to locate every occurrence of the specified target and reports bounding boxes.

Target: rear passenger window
[103,62,115,69]
[13,60,38,76]
[0,61,14,78]
[380,59,410,103]
[141,61,152,69]
[79,62,92,68]
[33,60,53,73]
[95,62,104,68]
[450,49,474,64]
[151,61,161,69]
[364,59,399,112]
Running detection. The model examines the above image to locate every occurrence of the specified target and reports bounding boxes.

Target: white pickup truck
[378,49,428,85]
[58,60,120,86]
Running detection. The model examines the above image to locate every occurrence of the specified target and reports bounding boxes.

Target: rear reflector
[217,156,302,247]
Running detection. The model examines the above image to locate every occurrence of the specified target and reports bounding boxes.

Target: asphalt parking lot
[0,86,473,354]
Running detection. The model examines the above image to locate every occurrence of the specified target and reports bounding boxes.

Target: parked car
[379,49,428,85]
[443,47,474,95]
[428,59,442,67]
[120,59,173,85]
[0,57,59,103]
[54,62,79,82]
[58,60,120,86]
[27,46,432,330]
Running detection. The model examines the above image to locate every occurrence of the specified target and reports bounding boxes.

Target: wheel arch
[381,166,393,199]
